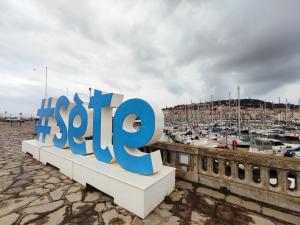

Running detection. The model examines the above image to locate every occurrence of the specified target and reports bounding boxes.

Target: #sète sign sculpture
[35,89,163,176]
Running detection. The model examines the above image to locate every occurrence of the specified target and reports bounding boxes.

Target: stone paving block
[84,191,101,202]
[23,200,64,214]
[0,171,10,176]
[226,195,243,205]
[66,191,82,202]
[140,213,161,225]
[102,209,132,225]
[45,184,56,189]
[170,190,184,201]
[20,187,48,196]
[0,213,20,225]
[196,187,225,200]
[159,203,173,210]
[29,196,50,206]
[24,182,47,190]
[0,194,13,201]
[50,186,68,201]
[191,211,209,224]
[19,214,39,225]
[12,179,31,187]
[203,197,215,206]
[4,186,23,194]
[262,207,300,225]
[0,175,18,183]
[0,196,37,217]
[225,195,262,213]
[95,203,106,212]
[68,185,81,193]
[72,202,93,214]
[161,216,181,225]
[240,200,261,213]
[131,216,144,225]
[154,207,172,218]
[176,180,194,190]
[249,214,275,225]
[46,177,61,184]
[0,181,13,192]
[105,201,113,209]
[42,205,67,225]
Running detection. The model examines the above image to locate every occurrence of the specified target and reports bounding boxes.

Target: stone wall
[143,142,300,213]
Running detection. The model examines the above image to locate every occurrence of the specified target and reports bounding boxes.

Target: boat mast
[238,86,241,136]
[219,100,221,121]
[299,98,300,112]
[264,100,266,130]
[186,105,188,127]
[285,98,288,126]
[260,104,262,129]
[198,99,201,123]
[278,97,281,122]
[211,95,213,124]
[229,92,231,130]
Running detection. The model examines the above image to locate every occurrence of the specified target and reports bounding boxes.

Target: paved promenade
[0,121,298,224]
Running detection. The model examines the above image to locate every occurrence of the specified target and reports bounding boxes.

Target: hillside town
[163,98,300,125]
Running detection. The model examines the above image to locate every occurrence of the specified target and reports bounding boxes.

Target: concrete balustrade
[142,141,300,213]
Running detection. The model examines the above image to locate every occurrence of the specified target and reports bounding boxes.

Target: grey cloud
[0,0,300,114]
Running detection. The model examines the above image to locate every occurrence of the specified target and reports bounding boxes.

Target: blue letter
[88,90,114,163]
[68,93,88,155]
[113,99,163,175]
[53,95,70,148]
[35,98,54,143]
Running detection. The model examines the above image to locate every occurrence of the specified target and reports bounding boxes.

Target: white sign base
[21,140,175,218]
[21,139,53,160]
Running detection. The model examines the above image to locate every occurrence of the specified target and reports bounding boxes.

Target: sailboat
[226,86,251,148]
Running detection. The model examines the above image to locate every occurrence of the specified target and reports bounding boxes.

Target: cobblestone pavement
[0,122,297,225]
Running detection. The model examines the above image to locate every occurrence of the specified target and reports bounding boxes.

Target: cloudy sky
[0,0,300,115]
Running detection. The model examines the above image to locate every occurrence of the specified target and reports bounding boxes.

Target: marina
[162,87,300,159]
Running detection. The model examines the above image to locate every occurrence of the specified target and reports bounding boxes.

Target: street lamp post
[33,66,48,99]
[19,113,23,127]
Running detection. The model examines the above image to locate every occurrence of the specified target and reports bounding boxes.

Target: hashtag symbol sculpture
[35,98,55,143]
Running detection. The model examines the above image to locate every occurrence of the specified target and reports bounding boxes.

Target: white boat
[226,135,251,148]
[284,131,300,140]
[191,138,219,148]
[249,137,298,156]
